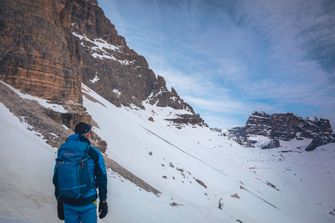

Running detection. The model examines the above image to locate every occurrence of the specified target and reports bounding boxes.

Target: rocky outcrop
[229,111,334,151]
[305,137,334,152]
[0,81,105,149]
[147,76,193,110]
[166,114,207,127]
[0,0,204,126]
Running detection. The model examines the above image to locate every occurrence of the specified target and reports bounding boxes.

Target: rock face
[229,111,334,151]
[0,0,82,103]
[0,0,204,126]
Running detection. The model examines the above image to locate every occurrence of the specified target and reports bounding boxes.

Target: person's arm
[89,146,108,201]
[53,165,64,220]
[52,168,59,200]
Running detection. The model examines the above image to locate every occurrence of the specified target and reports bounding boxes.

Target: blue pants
[64,202,97,223]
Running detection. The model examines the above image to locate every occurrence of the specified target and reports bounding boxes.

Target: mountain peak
[229,111,334,150]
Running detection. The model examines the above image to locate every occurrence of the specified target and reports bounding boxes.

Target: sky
[98,0,335,129]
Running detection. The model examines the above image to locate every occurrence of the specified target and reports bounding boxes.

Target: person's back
[53,122,108,223]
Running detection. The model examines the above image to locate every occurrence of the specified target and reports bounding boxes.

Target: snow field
[82,84,335,223]
[0,84,334,223]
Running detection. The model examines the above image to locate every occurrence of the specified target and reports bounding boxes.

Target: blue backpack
[55,140,93,199]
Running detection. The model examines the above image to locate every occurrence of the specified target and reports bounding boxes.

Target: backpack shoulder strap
[87,146,99,165]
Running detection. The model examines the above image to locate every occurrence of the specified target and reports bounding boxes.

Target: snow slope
[82,84,335,223]
[0,84,334,223]
[0,103,57,223]
[0,99,222,223]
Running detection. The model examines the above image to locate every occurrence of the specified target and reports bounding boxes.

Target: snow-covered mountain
[0,0,334,222]
[1,82,334,223]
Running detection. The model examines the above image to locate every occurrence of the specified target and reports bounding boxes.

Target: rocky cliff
[228,111,334,151]
[0,0,82,103]
[0,0,204,126]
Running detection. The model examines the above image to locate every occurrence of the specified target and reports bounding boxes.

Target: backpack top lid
[57,134,90,162]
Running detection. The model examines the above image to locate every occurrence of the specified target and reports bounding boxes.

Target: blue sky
[98,0,335,129]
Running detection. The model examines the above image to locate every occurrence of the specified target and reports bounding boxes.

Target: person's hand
[98,200,108,219]
[57,201,64,220]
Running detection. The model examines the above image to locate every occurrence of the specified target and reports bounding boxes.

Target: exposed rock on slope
[0,81,95,149]
[229,111,334,151]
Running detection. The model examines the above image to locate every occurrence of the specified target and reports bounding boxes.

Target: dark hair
[74,122,92,134]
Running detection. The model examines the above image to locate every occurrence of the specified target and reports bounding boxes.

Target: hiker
[53,122,108,223]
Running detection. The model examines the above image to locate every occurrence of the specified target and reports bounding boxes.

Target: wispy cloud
[235,0,335,106]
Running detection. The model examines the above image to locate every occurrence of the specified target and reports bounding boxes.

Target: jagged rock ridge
[228,111,334,151]
[0,0,205,126]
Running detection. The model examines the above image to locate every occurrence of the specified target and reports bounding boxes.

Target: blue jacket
[53,134,107,205]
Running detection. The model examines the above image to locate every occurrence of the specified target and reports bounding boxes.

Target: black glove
[98,200,108,219]
[57,200,64,220]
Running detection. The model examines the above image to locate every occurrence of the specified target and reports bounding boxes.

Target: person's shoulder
[89,146,102,154]
[88,146,103,160]
[78,134,90,144]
